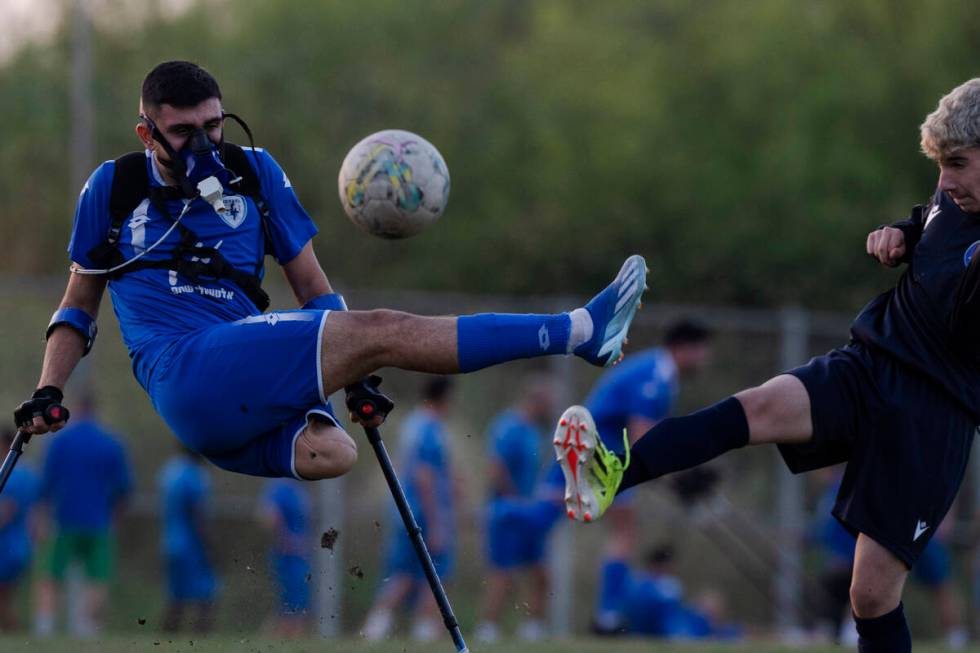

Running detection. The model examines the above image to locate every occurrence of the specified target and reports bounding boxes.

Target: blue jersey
[260,479,310,557]
[397,408,454,535]
[586,347,679,444]
[41,418,132,532]
[0,464,40,567]
[487,410,541,500]
[67,149,317,388]
[159,456,211,556]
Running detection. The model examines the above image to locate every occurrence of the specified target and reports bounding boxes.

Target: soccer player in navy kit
[557,78,980,652]
[14,61,646,484]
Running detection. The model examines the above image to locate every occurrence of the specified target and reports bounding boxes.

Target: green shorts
[46,531,115,582]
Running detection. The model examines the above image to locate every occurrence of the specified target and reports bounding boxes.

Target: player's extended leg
[556,375,811,521]
[850,533,911,652]
[318,255,648,396]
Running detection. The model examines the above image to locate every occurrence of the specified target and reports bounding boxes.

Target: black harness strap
[87,144,271,311]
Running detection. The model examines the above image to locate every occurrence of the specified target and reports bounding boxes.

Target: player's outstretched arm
[280,242,334,307]
[24,272,107,435]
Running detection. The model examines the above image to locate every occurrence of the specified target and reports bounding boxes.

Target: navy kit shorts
[779,341,975,567]
[148,310,341,479]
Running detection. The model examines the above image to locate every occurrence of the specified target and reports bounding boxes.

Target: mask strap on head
[222,112,265,183]
[140,114,199,197]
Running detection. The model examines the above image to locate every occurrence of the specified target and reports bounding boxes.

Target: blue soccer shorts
[384,528,454,580]
[148,310,342,479]
[486,499,547,569]
[166,548,217,601]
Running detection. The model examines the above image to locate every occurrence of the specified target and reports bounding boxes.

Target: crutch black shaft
[1,403,68,495]
[347,378,468,653]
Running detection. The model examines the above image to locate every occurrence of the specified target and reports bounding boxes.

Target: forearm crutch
[346,378,468,653]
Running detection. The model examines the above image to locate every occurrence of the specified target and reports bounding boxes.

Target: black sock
[855,603,911,653]
[618,396,749,493]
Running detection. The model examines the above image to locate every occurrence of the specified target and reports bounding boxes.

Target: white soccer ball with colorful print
[338,129,450,239]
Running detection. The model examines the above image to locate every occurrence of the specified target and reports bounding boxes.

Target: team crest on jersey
[964,241,980,268]
[220,195,248,229]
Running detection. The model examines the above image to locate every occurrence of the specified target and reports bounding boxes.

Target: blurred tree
[2,0,980,311]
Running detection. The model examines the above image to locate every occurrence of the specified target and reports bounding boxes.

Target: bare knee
[850,534,907,618]
[294,418,358,480]
[733,374,811,445]
[850,579,898,619]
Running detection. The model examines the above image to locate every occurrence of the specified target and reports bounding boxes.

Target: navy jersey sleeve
[67,161,116,270]
[886,202,928,265]
[253,149,318,265]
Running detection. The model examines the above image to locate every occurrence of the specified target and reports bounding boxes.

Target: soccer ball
[338,129,451,239]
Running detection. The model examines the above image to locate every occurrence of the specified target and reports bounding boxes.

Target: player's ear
[136,120,154,150]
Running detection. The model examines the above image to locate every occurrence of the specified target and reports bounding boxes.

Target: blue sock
[855,603,911,653]
[619,397,750,493]
[594,558,630,630]
[456,313,570,372]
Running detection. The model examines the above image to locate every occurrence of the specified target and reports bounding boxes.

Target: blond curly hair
[921,78,980,160]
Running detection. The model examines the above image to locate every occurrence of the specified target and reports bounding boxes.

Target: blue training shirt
[486,409,542,500]
[159,456,211,557]
[41,418,132,532]
[260,478,310,558]
[396,408,454,536]
[586,347,679,443]
[0,464,40,566]
[67,148,318,389]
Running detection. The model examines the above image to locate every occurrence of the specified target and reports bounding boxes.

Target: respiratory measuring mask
[143,115,230,213]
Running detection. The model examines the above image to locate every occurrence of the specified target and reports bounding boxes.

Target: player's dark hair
[421,376,452,403]
[664,319,711,347]
[141,61,221,114]
[644,544,676,567]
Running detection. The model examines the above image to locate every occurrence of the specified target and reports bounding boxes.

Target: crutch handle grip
[43,404,69,425]
[344,375,395,422]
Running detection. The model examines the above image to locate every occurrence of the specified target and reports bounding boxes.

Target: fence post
[775,306,808,638]
[547,341,576,636]
[316,475,344,637]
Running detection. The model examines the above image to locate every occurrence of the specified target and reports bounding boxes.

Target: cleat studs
[567,510,575,520]
[559,419,568,426]
[584,512,592,522]
[553,438,561,445]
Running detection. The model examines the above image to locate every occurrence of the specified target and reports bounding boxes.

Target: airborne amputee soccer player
[15,59,646,481]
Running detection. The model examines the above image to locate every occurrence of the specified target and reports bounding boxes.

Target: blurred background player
[621,543,741,641]
[158,447,217,634]
[363,377,457,643]
[475,373,558,643]
[34,393,132,637]
[257,477,312,637]
[584,319,712,633]
[0,428,40,632]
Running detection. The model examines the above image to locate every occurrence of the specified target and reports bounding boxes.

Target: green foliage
[3,0,980,309]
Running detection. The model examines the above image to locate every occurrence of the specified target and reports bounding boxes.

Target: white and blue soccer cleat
[574,254,648,367]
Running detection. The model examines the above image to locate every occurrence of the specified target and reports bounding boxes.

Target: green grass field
[1,637,978,653]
